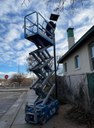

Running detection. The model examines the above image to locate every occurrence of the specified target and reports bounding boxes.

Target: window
[90,43,94,70]
[64,62,67,72]
[75,55,80,69]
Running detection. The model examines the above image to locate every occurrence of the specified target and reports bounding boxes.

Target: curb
[0,88,28,92]
[0,92,26,128]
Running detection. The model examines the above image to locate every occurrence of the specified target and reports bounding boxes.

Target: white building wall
[63,37,94,75]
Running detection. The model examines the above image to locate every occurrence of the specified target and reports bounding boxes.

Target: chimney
[67,28,75,49]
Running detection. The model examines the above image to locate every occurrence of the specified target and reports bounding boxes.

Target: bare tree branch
[21,0,84,12]
[47,0,84,13]
[54,0,65,13]
[21,0,31,6]
[21,0,26,6]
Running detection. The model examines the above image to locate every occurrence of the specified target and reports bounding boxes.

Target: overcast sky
[0,0,94,78]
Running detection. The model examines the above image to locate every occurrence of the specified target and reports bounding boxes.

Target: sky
[0,0,94,78]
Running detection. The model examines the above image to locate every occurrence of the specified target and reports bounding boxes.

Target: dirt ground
[41,104,87,128]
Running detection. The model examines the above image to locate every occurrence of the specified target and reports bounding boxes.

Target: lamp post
[53,34,58,99]
[50,13,59,99]
[17,59,20,74]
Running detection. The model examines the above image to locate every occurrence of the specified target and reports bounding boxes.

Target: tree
[22,0,84,12]
[26,55,38,72]
[10,73,26,86]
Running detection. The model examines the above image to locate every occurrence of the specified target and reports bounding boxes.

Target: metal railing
[24,11,55,40]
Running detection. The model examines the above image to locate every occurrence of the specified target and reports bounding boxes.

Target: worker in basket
[46,21,56,38]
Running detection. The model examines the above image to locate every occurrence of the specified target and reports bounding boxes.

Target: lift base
[25,99,59,124]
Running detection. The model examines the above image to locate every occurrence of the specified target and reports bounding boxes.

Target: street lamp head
[50,13,59,22]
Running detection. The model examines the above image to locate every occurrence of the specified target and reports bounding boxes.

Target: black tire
[39,115,47,125]
[55,108,59,115]
[25,117,29,123]
[25,115,30,123]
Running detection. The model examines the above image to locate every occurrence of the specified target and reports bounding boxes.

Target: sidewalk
[0,92,26,128]
[0,90,86,128]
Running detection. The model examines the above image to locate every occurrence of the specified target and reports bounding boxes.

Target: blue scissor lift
[24,11,59,124]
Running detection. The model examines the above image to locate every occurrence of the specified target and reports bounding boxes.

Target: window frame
[63,62,67,73]
[74,55,80,69]
[89,42,94,70]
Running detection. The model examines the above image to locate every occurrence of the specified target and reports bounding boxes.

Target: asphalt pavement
[0,92,21,118]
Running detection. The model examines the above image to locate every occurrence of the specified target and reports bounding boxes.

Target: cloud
[55,27,65,42]
[72,7,94,27]
[0,0,94,75]
[74,25,93,42]
[5,29,20,42]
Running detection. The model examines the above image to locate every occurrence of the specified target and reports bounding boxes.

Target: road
[0,91,21,118]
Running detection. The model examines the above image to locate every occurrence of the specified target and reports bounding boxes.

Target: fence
[57,73,94,112]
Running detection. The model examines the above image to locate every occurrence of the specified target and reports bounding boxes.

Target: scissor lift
[24,11,59,124]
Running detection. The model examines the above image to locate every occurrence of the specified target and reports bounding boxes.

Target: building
[57,26,94,111]
[58,26,94,75]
